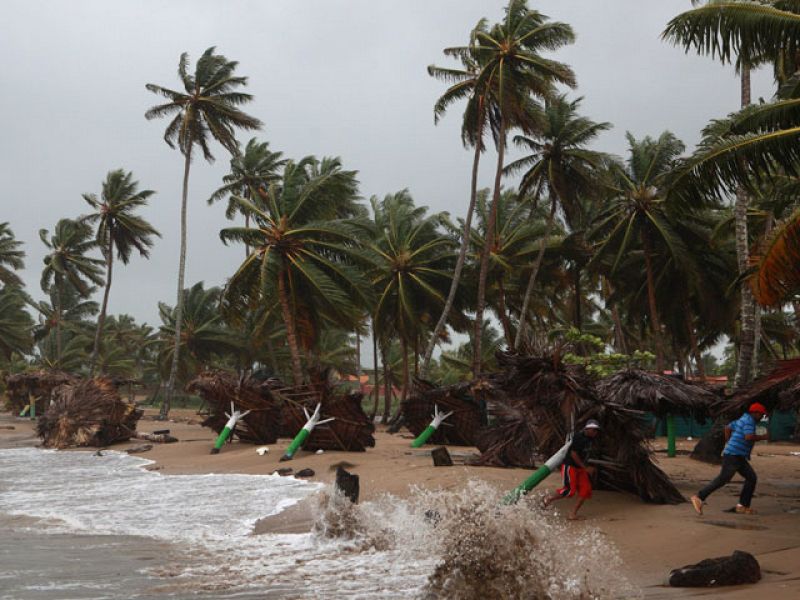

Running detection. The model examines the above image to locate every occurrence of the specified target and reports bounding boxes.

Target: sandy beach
[2,409,799,598]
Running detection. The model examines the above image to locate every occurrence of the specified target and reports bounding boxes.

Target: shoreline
[3,409,800,597]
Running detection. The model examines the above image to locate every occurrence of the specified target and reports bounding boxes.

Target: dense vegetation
[4,0,800,420]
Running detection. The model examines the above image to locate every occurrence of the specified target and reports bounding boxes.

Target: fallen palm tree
[37,378,142,449]
[402,379,486,446]
[274,382,376,453]
[187,370,283,444]
[4,370,75,414]
[471,353,685,504]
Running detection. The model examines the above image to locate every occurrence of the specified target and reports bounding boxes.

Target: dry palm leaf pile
[4,370,75,414]
[402,379,487,446]
[37,378,142,449]
[274,381,376,452]
[468,352,685,504]
[187,369,284,444]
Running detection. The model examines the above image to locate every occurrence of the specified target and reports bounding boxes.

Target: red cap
[748,402,767,415]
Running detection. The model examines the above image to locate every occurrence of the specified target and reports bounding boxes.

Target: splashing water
[0,448,640,599]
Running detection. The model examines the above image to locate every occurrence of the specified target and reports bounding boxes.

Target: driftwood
[431,446,453,467]
[469,353,685,504]
[36,378,142,449]
[402,379,487,446]
[187,370,283,444]
[133,431,178,443]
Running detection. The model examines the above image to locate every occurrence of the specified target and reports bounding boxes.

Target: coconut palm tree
[369,190,459,403]
[589,132,698,372]
[0,223,25,287]
[208,138,286,252]
[81,169,159,375]
[220,156,371,386]
[145,46,262,416]
[0,286,33,360]
[460,1,576,373]
[505,96,611,348]
[40,219,104,364]
[157,282,242,386]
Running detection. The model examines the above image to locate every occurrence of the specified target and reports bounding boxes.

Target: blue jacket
[723,413,757,459]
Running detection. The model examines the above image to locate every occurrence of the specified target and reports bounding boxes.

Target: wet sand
[3,409,800,598]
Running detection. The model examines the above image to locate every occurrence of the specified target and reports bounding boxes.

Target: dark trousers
[698,454,758,507]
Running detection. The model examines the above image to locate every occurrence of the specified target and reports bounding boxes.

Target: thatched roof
[469,353,685,504]
[724,359,800,415]
[4,370,76,412]
[36,378,142,449]
[187,369,283,444]
[272,381,375,452]
[402,379,487,446]
[596,369,717,420]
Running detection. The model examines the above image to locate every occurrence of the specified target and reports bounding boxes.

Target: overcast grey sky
[1,1,775,331]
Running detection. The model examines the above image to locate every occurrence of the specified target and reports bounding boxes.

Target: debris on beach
[402,380,487,446]
[469,352,686,504]
[187,369,283,444]
[669,550,761,587]
[36,378,143,449]
[274,382,376,452]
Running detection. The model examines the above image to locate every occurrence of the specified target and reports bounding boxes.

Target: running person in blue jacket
[691,402,769,515]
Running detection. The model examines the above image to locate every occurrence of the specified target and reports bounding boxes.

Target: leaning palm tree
[0,222,25,287]
[40,219,104,364]
[0,286,34,360]
[458,1,576,373]
[505,96,611,348]
[81,169,159,375]
[145,47,262,416]
[220,156,371,386]
[207,138,286,252]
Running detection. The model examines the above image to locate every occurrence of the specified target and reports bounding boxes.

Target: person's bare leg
[542,493,565,509]
[568,497,586,520]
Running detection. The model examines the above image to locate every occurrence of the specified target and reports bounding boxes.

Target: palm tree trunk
[90,236,114,376]
[642,230,665,372]
[244,213,251,258]
[734,65,755,390]
[514,195,557,349]
[401,338,410,404]
[474,115,506,374]
[686,312,706,380]
[382,345,391,424]
[573,265,582,331]
[371,320,380,420]
[751,215,773,379]
[355,330,362,377]
[55,282,62,366]
[277,270,304,386]
[162,152,192,418]
[421,106,485,377]
[496,278,514,346]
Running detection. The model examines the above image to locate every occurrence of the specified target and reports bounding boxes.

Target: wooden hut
[36,378,142,449]
[4,370,75,414]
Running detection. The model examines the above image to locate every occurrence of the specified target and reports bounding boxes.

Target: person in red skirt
[542,420,600,520]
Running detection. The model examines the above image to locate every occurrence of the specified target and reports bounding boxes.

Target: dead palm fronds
[4,370,75,413]
[402,379,487,446]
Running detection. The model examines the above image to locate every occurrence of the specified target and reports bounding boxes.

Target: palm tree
[0,223,25,287]
[145,46,262,416]
[663,0,800,386]
[369,191,459,404]
[40,219,104,365]
[0,286,33,360]
[751,206,800,306]
[505,96,611,348]
[220,156,371,385]
[461,1,575,373]
[589,132,697,372]
[157,282,242,387]
[81,169,159,375]
[208,138,286,253]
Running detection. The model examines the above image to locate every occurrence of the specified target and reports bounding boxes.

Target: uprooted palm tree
[220,156,372,386]
[81,169,159,375]
[145,46,262,416]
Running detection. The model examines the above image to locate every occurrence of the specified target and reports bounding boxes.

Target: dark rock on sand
[295,468,315,478]
[126,444,153,454]
[669,550,761,587]
[273,467,293,476]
